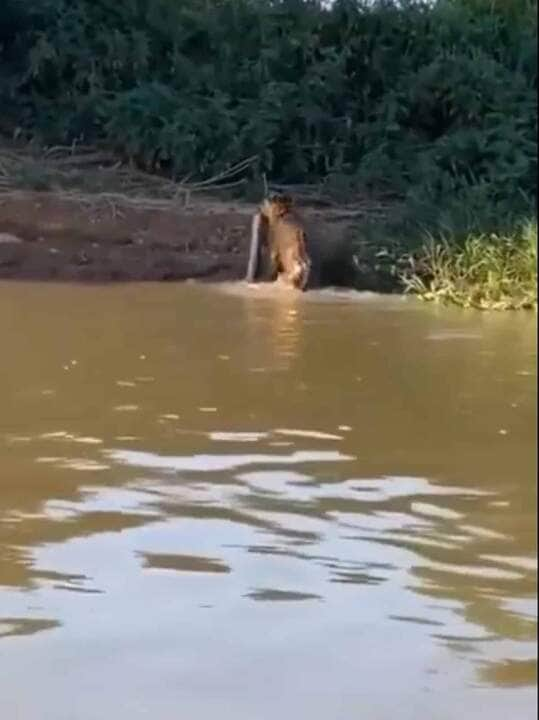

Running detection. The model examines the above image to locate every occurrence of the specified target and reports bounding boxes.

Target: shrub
[402,221,537,309]
[1,0,535,194]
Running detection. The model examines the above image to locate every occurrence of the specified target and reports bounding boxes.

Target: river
[0,281,536,719]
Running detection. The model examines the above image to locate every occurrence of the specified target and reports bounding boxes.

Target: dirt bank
[0,191,355,283]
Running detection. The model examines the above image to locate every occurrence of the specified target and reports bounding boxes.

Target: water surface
[0,282,536,719]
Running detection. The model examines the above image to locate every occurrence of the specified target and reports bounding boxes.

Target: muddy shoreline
[0,191,355,284]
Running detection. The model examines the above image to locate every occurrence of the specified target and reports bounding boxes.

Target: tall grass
[402,221,537,309]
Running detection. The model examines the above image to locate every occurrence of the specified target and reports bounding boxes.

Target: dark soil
[0,191,353,283]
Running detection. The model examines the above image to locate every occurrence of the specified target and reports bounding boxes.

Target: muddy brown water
[0,281,536,720]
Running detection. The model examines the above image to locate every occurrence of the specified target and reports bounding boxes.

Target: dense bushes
[2,1,536,192]
[1,0,537,305]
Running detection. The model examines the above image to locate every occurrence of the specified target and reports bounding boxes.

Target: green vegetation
[1,0,537,307]
[403,221,537,309]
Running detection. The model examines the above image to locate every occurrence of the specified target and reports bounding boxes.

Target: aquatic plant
[402,221,537,310]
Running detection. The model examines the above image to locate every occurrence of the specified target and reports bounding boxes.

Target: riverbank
[1,0,535,307]
[0,189,359,284]
[0,146,535,308]
[1,188,536,310]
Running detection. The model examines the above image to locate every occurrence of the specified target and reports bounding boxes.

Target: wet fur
[246,194,311,290]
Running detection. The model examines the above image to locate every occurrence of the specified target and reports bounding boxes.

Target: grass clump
[402,221,537,310]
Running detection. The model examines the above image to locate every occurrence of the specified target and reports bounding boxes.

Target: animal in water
[245,194,311,290]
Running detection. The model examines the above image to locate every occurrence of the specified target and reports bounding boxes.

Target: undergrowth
[402,221,537,310]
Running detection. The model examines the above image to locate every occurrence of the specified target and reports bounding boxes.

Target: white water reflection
[107,448,355,472]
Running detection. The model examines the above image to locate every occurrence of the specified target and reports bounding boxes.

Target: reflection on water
[140,552,231,574]
[0,617,61,639]
[0,281,536,720]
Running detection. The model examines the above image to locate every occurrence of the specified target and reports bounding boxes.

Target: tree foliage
[1,0,536,214]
